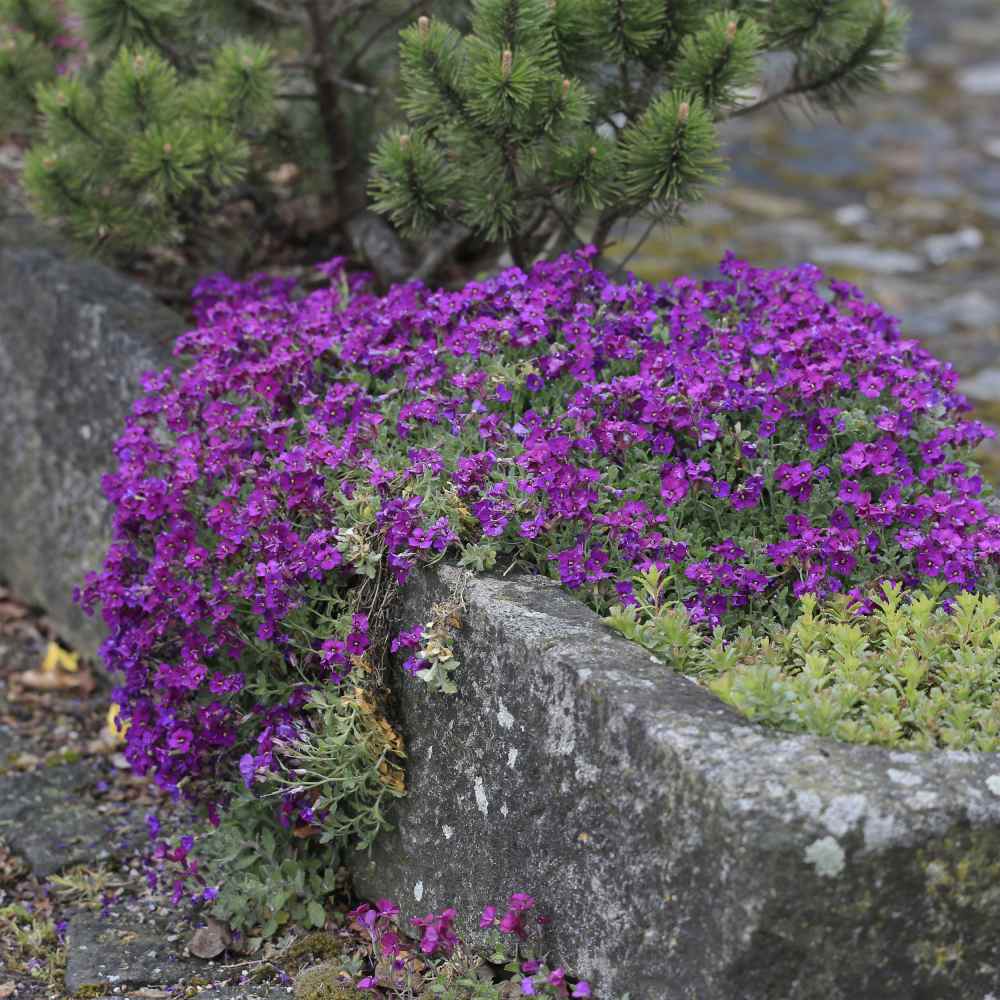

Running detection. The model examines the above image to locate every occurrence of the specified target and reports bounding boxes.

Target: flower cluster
[349,893,591,997]
[80,248,998,850]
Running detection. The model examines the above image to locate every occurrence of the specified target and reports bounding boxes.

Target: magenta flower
[508,893,535,912]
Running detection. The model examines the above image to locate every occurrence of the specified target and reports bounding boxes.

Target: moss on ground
[293,959,365,1000]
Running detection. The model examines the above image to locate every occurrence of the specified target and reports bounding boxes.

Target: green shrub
[609,574,1000,751]
[374,0,908,270]
[1,0,907,279]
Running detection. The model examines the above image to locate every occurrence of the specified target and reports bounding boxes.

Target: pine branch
[729,1,905,118]
[242,0,306,26]
[344,0,427,76]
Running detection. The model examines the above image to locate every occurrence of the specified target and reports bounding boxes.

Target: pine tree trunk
[305,0,368,228]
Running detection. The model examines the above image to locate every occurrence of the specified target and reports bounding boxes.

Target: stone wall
[0,213,181,658]
[355,563,1000,999]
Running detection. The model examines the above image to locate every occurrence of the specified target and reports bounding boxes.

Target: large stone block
[0,214,181,658]
[350,564,1000,999]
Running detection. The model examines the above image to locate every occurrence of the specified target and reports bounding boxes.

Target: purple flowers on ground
[350,892,590,997]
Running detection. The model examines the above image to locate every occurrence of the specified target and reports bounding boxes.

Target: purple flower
[78,247,996,903]
[239,753,256,789]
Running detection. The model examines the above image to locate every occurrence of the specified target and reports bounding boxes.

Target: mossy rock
[293,960,363,1000]
[282,931,345,969]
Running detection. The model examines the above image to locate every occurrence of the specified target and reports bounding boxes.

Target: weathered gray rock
[961,368,1000,402]
[958,61,1000,96]
[0,214,181,659]
[64,911,205,995]
[0,760,145,877]
[921,227,985,266]
[350,564,1000,999]
[810,243,924,274]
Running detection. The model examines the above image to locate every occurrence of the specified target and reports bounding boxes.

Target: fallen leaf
[188,917,231,959]
[40,640,79,673]
[104,702,129,745]
[17,667,93,692]
[131,989,170,999]
[0,981,16,998]
[0,600,28,620]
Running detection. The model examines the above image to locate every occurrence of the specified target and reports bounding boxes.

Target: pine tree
[0,0,439,261]
[370,0,908,269]
[0,0,907,279]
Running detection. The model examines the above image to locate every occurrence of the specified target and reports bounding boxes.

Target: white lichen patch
[986,775,1000,797]
[887,768,923,788]
[863,808,898,850]
[507,748,519,770]
[544,674,577,757]
[795,790,823,820]
[474,775,489,817]
[804,836,846,878]
[821,794,867,837]
[497,700,514,730]
[414,881,424,901]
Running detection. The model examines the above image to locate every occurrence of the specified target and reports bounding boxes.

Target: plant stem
[304,0,367,228]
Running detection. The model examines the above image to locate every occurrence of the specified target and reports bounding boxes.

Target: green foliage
[2,0,906,275]
[0,901,65,987]
[192,793,342,941]
[371,0,907,268]
[182,679,405,941]
[20,24,275,250]
[609,577,1000,751]
[0,0,444,261]
[266,687,407,849]
[0,27,56,130]
[74,0,190,53]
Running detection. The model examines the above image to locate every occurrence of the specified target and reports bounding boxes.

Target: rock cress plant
[80,249,999,887]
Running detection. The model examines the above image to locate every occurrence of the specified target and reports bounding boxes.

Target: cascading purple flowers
[79,248,999,819]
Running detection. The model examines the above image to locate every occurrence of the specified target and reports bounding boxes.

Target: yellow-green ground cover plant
[610,575,1000,751]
